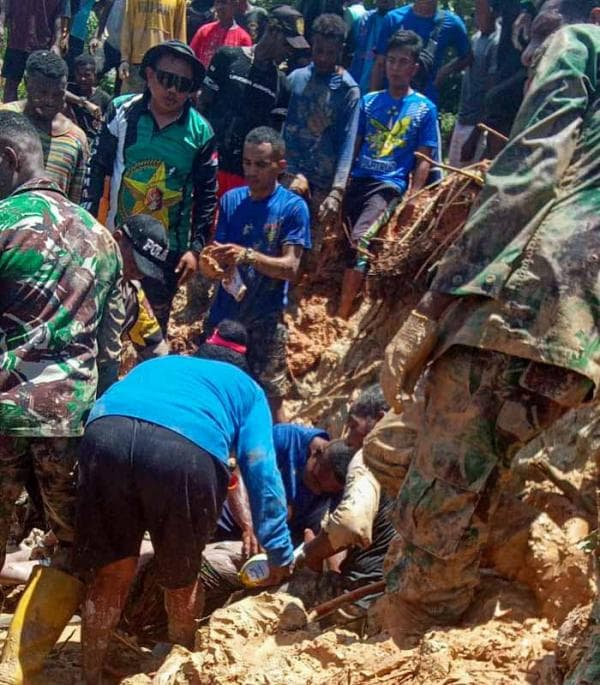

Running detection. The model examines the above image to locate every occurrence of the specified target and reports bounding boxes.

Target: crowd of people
[0,0,599,683]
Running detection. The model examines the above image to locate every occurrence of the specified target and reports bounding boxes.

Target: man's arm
[225,471,261,557]
[190,132,218,253]
[127,284,169,359]
[434,14,472,90]
[211,243,304,282]
[433,53,471,90]
[53,1,70,54]
[96,255,126,397]
[174,130,218,285]
[300,449,381,572]
[408,146,433,196]
[89,0,114,53]
[237,390,294,570]
[198,48,227,115]
[319,84,361,223]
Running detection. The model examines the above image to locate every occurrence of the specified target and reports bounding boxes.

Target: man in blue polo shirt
[369,0,471,103]
[338,29,439,319]
[202,126,311,422]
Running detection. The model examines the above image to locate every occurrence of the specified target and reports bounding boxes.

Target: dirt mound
[122,576,556,685]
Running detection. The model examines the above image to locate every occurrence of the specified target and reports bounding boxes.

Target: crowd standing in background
[0,0,599,683]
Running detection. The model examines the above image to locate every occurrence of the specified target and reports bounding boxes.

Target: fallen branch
[477,123,509,142]
[414,152,484,185]
[306,579,385,623]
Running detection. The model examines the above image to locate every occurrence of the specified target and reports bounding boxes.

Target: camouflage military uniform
[0,177,124,569]
[367,25,600,633]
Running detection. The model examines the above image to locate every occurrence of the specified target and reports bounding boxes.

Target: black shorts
[1,48,29,81]
[344,177,404,242]
[74,416,230,588]
[344,177,404,270]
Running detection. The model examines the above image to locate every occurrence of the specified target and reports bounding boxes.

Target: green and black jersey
[84,92,217,256]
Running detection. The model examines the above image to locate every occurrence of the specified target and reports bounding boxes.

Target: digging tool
[306,580,385,624]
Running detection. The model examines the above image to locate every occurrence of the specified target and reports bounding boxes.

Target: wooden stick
[477,123,509,142]
[414,152,484,186]
[306,580,385,623]
[112,629,146,657]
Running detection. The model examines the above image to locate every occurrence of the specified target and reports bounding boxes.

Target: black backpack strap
[426,9,447,50]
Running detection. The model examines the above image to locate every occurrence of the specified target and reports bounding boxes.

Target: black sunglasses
[154,68,194,93]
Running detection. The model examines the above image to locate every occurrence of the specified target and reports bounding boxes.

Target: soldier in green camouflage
[0,111,125,573]
[364,2,600,639]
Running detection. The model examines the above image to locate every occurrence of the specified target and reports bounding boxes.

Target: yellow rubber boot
[0,565,84,684]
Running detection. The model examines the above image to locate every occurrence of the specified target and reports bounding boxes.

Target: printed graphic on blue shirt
[352,90,439,192]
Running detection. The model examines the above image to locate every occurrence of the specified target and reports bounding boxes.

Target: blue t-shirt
[284,64,360,192]
[350,10,387,94]
[217,422,332,544]
[352,90,439,193]
[208,184,311,327]
[69,0,95,41]
[376,6,470,102]
[88,356,294,566]
[273,423,335,545]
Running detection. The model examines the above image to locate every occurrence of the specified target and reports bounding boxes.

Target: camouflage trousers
[366,346,592,634]
[0,436,79,571]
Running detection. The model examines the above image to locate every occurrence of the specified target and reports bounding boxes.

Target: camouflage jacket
[431,25,600,393]
[0,178,125,437]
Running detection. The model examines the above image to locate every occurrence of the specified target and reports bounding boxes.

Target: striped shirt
[0,101,88,203]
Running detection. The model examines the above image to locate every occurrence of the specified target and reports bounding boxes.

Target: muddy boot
[0,565,83,684]
[337,268,364,320]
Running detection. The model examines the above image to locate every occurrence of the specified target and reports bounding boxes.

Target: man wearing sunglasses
[84,40,218,334]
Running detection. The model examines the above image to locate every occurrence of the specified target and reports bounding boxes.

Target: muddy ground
[1,170,598,683]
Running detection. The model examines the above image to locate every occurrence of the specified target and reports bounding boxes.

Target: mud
[120,577,557,685]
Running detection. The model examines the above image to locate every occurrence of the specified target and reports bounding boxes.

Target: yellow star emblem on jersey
[123,162,183,226]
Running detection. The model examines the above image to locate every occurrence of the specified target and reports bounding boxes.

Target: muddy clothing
[0,177,123,570]
[432,25,600,393]
[207,184,310,398]
[218,423,331,544]
[366,25,600,633]
[89,356,294,566]
[379,347,591,628]
[0,436,79,570]
[74,416,230,587]
[0,177,124,438]
[0,101,88,203]
[284,64,360,194]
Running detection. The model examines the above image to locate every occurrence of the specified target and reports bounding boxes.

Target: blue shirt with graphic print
[207,184,311,326]
[352,89,439,193]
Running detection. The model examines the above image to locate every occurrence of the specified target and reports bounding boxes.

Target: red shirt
[190,20,252,67]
